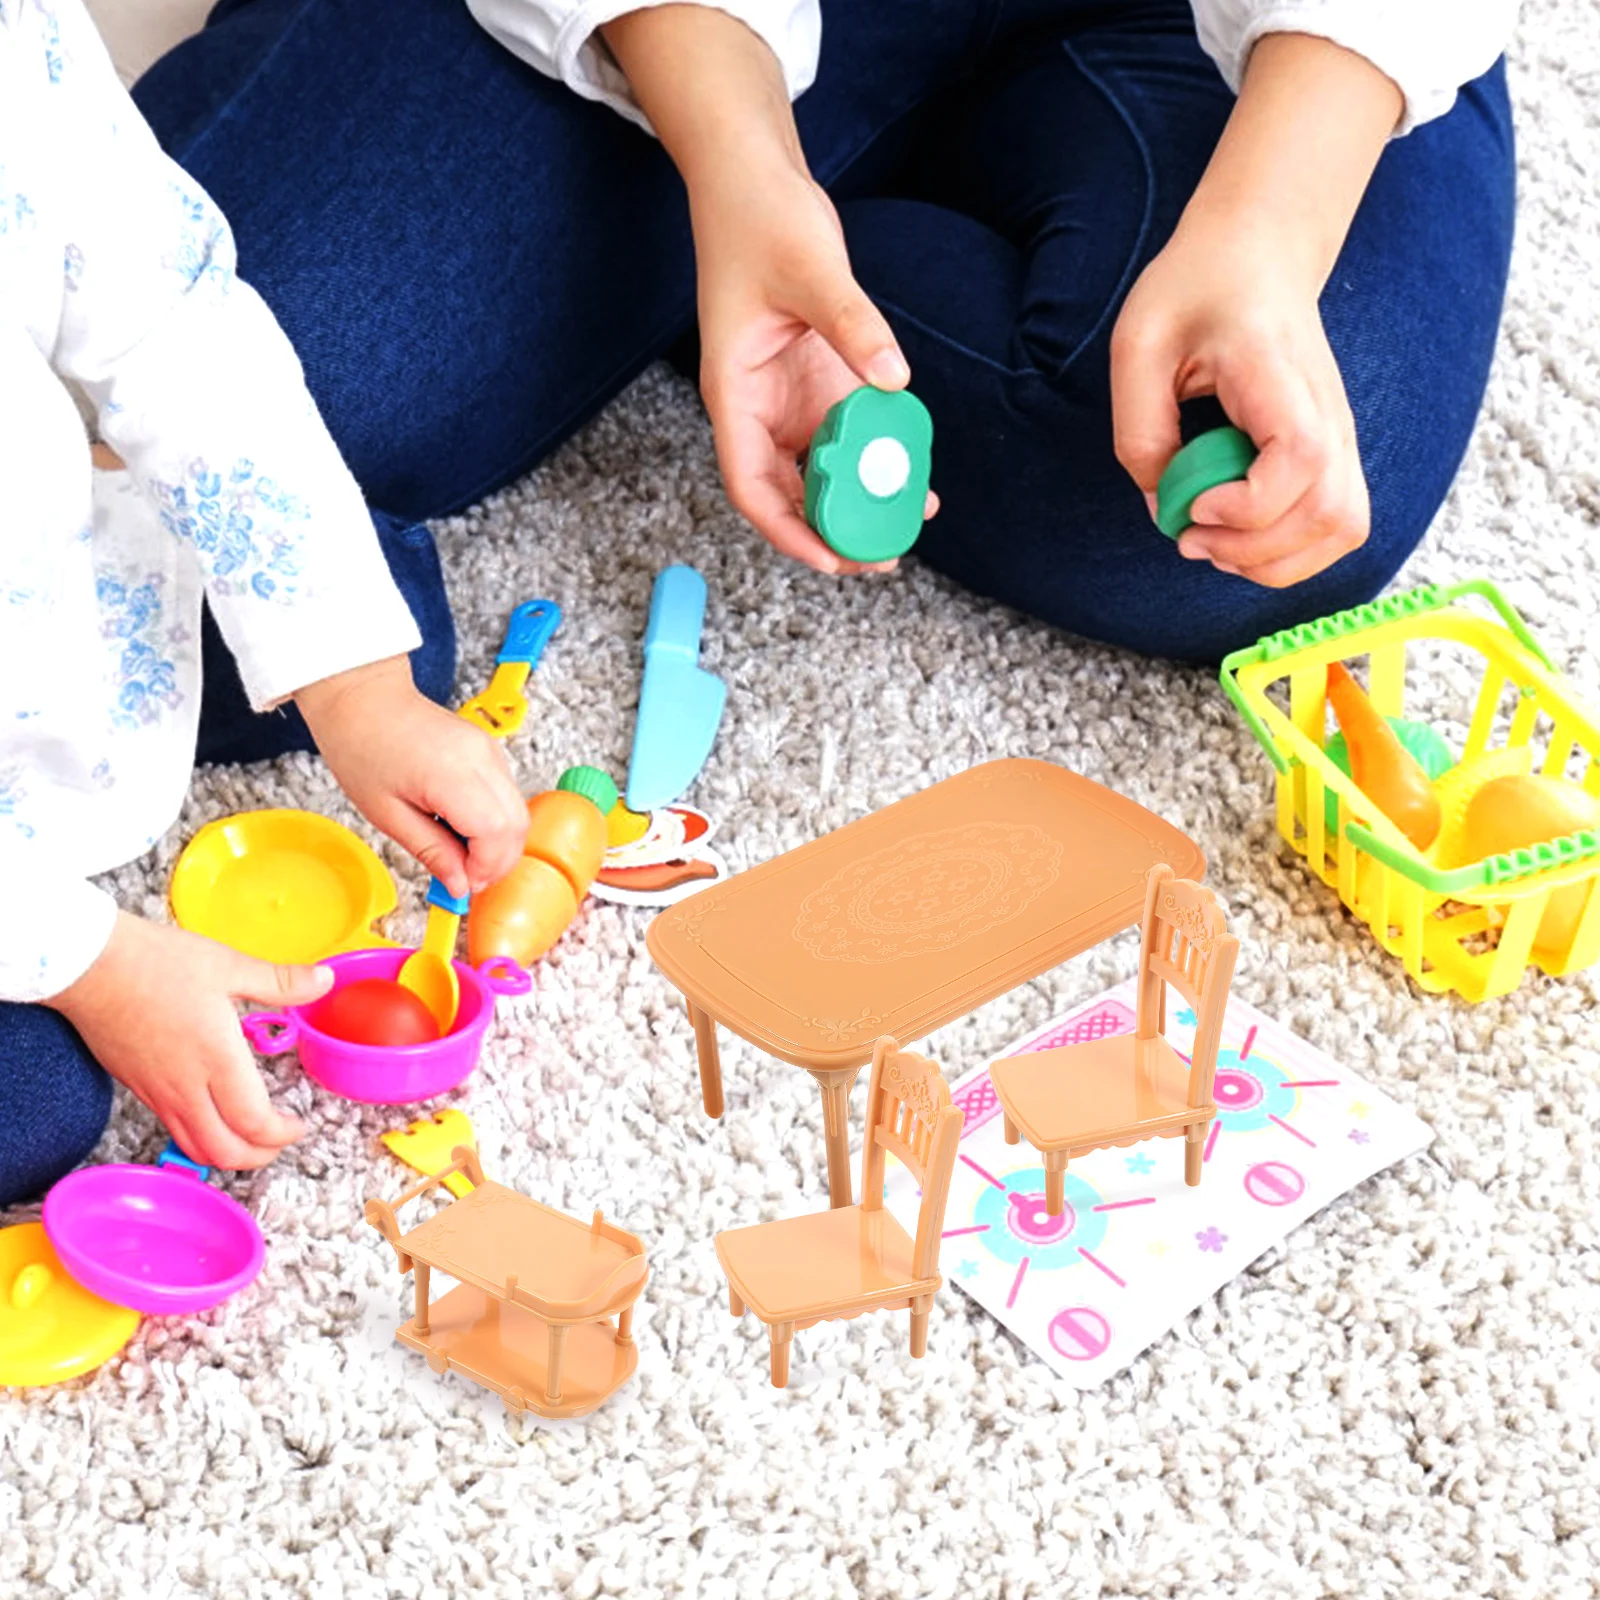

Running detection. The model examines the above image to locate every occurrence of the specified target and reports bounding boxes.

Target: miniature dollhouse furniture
[715,1037,963,1388]
[647,759,1205,1206]
[990,866,1238,1214]
[364,1147,648,1418]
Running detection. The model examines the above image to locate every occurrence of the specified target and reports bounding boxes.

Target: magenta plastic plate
[43,1165,265,1315]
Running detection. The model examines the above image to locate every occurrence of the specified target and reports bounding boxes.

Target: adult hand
[602,5,934,575]
[1111,32,1404,589]
[1111,216,1369,589]
[692,155,929,574]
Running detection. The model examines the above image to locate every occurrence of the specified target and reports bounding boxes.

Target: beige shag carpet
[4,4,1599,1595]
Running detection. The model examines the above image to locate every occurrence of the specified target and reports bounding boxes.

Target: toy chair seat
[990,865,1238,1215]
[992,1033,1209,1155]
[716,1205,936,1330]
[714,1037,963,1388]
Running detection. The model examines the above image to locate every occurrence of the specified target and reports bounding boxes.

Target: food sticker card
[590,803,729,909]
[884,980,1431,1388]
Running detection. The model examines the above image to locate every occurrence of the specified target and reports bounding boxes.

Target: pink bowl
[241,948,530,1105]
[43,1164,265,1315]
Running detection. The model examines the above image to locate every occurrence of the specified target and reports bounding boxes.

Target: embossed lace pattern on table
[791,823,1064,965]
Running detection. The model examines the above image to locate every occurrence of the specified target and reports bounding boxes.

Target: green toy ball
[804,387,933,563]
[1323,718,1456,833]
[1155,426,1258,538]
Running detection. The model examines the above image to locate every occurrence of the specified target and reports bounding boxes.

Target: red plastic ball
[313,978,441,1047]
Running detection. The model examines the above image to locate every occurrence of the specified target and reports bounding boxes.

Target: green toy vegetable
[804,386,933,563]
[1155,425,1258,539]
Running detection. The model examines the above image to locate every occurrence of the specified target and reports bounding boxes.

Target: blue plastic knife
[625,566,727,812]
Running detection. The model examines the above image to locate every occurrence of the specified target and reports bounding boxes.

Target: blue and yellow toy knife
[625,565,727,813]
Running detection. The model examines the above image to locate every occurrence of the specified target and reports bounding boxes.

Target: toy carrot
[1325,662,1441,851]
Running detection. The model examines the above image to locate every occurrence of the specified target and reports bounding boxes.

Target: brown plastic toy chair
[715,1037,963,1388]
[990,865,1238,1213]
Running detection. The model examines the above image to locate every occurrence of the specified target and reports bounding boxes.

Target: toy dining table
[646,759,1205,1207]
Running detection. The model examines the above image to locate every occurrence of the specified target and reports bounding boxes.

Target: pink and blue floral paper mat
[886,981,1431,1387]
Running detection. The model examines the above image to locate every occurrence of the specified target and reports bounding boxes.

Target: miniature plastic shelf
[397,1285,638,1419]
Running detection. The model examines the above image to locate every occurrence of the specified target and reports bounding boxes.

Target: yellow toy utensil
[457,600,562,739]
[379,1110,477,1198]
[399,600,562,1029]
[397,882,464,1034]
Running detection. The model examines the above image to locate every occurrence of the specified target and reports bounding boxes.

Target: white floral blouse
[0,0,420,1004]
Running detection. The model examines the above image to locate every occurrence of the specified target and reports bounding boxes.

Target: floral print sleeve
[41,0,420,708]
[0,0,419,1000]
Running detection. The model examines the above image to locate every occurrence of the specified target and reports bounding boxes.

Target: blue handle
[157,1139,212,1181]
[496,599,561,667]
[424,822,471,915]
[642,566,707,661]
[427,876,470,917]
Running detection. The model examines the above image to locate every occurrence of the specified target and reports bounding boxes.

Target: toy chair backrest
[1134,866,1239,1112]
[861,1036,964,1282]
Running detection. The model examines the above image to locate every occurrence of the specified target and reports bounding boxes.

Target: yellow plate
[0,1223,139,1388]
[171,809,398,965]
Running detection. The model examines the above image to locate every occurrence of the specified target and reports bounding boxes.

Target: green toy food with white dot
[804,386,933,563]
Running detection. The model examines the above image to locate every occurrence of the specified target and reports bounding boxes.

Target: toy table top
[646,759,1205,1070]
[398,1182,646,1321]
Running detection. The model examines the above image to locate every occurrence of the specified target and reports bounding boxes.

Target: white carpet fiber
[4,6,1600,1595]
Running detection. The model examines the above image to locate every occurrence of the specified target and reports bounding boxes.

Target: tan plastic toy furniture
[990,865,1238,1213]
[364,1147,648,1419]
[715,1037,963,1388]
[648,759,1204,1207]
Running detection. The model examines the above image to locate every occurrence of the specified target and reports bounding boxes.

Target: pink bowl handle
[476,957,532,997]
[242,1011,299,1055]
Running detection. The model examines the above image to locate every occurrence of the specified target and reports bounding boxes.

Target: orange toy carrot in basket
[1325,661,1442,851]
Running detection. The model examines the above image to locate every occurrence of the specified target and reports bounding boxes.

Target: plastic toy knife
[458,599,562,738]
[625,565,727,813]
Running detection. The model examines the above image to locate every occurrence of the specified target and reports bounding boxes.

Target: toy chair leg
[909,1296,933,1359]
[1003,1113,1020,1146]
[728,1284,745,1318]
[688,1002,724,1119]
[1185,1125,1206,1186]
[769,1322,794,1388]
[1044,1150,1069,1217]
[545,1324,568,1403]
[615,1306,635,1346]
[413,1263,431,1337]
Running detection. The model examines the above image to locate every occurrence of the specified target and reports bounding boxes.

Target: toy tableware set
[16,394,1600,1413]
[1,1143,263,1387]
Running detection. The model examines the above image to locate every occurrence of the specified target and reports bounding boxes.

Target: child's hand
[692,160,932,575]
[1111,215,1370,589]
[47,914,325,1169]
[295,657,528,900]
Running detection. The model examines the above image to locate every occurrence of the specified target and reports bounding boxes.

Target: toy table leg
[687,1001,724,1119]
[616,1305,634,1346]
[811,1065,863,1209]
[545,1324,567,1404]
[414,1263,431,1337]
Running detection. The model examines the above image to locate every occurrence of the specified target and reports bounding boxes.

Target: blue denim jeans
[0,0,1515,1205]
[133,0,1516,668]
